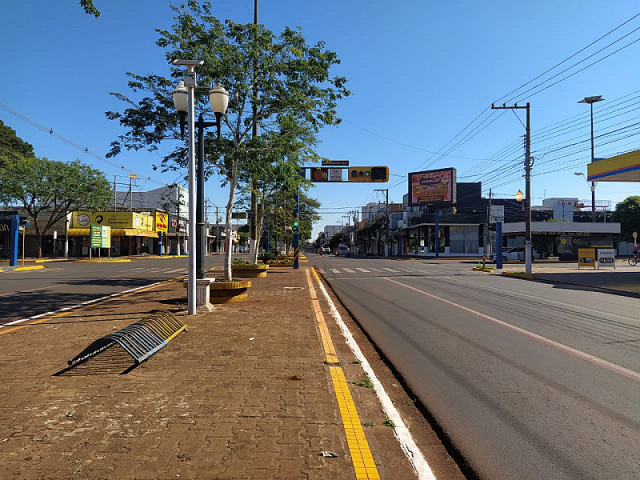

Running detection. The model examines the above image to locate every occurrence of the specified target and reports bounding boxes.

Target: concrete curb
[0,265,46,273]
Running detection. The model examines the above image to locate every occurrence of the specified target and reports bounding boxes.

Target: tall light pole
[578,95,604,222]
[173,77,229,311]
[172,60,201,315]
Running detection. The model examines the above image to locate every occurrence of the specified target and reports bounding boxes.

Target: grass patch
[351,373,374,389]
[362,422,375,427]
[383,418,395,427]
[351,359,362,364]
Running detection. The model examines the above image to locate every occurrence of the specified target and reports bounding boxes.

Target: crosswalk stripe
[343,268,355,273]
[382,267,399,272]
[331,268,340,274]
[356,268,370,273]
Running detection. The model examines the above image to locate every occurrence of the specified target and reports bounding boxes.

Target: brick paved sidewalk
[0,266,425,479]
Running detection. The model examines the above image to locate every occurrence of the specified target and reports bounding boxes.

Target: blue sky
[1,1,639,240]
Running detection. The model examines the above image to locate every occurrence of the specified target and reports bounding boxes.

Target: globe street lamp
[172,59,228,314]
[578,95,604,222]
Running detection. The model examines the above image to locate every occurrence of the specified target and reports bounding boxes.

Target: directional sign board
[90,224,111,248]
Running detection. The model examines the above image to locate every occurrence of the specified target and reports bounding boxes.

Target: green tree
[106,1,349,280]
[0,120,35,166]
[610,195,640,241]
[80,1,100,17]
[0,156,112,257]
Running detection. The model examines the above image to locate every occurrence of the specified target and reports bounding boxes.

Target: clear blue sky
[1,1,639,240]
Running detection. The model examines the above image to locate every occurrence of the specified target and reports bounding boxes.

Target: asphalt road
[0,256,226,325]
[312,254,640,480]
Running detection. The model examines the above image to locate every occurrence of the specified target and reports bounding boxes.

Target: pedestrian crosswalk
[317,266,423,276]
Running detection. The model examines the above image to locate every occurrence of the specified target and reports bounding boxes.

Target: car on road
[323,246,331,254]
[492,246,541,262]
[335,245,350,257]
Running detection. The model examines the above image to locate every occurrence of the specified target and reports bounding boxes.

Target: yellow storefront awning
[68,228,158,238]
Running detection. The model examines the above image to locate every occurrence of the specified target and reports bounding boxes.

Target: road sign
[322,160,349,166]
[329,169,342,182]
[490,205,504,223]
[310,167,329,182]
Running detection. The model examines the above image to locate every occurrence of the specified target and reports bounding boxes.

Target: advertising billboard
[408,168,456,206]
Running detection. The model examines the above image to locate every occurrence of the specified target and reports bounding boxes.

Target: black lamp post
[173,81,229,280]
[578,95,604,222]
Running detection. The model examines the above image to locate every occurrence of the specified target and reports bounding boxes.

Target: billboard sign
[408,168,456,206]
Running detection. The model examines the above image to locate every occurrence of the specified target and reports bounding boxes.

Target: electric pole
[375,189,389,257]
[491,102,532,274]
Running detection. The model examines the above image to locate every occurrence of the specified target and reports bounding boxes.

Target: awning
[587,149,640,182]
[67,228,158,238]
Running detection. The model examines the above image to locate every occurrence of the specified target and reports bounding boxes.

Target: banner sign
[578,248,596,268]
[408,168,457,206]
[73,212,153,231]
[597,248,616,269]
[155,212,168,233]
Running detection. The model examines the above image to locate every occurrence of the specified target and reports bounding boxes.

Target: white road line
[343,268,356,273]
[166,268,186,274]
[330,268,340,274]
[313,270,436,480]
[382,267,399,272]
[1,282,163,328]
[355,268,370,273]
[386,277,640,384]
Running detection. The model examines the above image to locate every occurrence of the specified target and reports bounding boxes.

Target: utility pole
[486,188,492,258]
[113,176,117,211]
[375,189,389,257]
[491,102,532,274]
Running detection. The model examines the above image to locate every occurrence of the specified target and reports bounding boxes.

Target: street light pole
[579,95,604,222]
[172,60,201,316]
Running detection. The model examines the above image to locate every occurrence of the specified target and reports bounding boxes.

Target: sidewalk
[498,260,640,296]
[0,266,458,479]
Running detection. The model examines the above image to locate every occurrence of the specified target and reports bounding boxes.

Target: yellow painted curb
[472,267,494,273]
[502,271,534,279]
[12,265,45,272]
[306,268,380,480]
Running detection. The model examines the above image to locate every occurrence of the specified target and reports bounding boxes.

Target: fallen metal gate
[67,311,187,367]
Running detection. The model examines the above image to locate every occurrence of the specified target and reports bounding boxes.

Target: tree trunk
[223,172,237,281]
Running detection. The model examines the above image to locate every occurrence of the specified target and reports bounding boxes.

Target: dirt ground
[0,265,463,480]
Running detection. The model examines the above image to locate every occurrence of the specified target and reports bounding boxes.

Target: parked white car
[335,245,350,257]
[496,246,541,262]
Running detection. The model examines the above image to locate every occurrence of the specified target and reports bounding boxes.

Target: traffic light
[347,166,389,182]
[293,221,299,227]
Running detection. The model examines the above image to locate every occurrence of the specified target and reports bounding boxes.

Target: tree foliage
[0,120,35,162]
[610,195,640,241]
[106,1,349,279]
[80,0,100,18]
[0,155,112,257]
